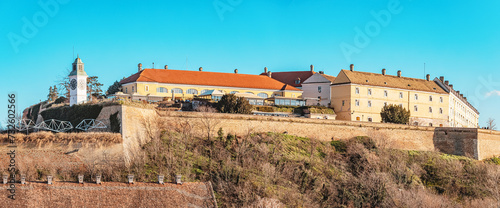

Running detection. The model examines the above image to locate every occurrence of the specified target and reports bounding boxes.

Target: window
[368,89,372,95]
[157,87,168,93]
[132,86,135,93]
[145,85,149,92]
[368,100,372,107]
[429,123,433,127]
[171,88,183,94]
[414,105,418,112]
[440,97,443,103]
[440,108,443,114]
[201,89,210,94]
[429,95,433,102]
[356,116,361,121]
[399,92,403,99]
[125,88,128,93]
[355,87,360,94]
[384,90,388,97]
[355,99,360,106]
[295,79,300,84]
[429,107,433,113]
[342,100,345,106]
[414,94,418,100]
[186,89,198,94]
[257,93,268,98]
[368,117,373,122]
[230,91,239,94]
[318,86,322,93]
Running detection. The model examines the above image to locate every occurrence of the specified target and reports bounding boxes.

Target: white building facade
[301,72,336,106]
[434,77,479,128]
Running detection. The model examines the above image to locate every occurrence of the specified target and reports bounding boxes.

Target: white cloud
[485,90,500,97]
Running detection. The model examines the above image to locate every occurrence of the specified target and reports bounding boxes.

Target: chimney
[457,90,460,95]
[439,76,444,82]
[138,63,142,72]
[460,94,464,98]
[158,175,165,185]
[175,174,183,185]
[234,69,238,74]
[382,68,386,75]
[444,80,449,85]
[397,70,401,77]
[267,71,272,78]
[128,174,134,184]
[350,64,354,71]
[449,84,453,89]
[199,67,203,71]
[264,67,268,73]
[319,71,324,74]
[78,174,84,184]
[426,74,430,81]
[310,64,314,72]
[164,65,168,69]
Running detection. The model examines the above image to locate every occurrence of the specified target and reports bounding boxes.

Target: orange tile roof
[121,69,301,91]
[259,71,316,87]
[333,69,447,94]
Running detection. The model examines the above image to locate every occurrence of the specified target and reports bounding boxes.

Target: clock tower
[69,55,88,106]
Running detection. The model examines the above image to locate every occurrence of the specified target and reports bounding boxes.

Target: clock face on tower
[70,79,77,90]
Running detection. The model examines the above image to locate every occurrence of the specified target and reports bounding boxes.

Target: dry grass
[0,132,122,145]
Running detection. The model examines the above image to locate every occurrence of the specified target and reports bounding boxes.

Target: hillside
[128,127,500,207]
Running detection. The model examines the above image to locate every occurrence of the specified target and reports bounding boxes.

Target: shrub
[256,106,274,112]
[380,104,410,124]
[217,94,252,114]
[330,140,347,153]
[54,96,68,104]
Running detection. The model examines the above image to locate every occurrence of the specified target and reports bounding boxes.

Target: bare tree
[196,105,221,140]
[487,118,497,130]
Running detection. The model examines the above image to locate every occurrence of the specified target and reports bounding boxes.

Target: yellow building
[118,64,304,105]
[331,66,449,127]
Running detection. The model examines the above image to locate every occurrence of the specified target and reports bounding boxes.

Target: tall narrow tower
[69,55,88,106]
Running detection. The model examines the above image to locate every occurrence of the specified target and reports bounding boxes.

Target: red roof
[120,69,301,91]
[259,71,316,87]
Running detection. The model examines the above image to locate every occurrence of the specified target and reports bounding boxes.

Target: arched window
[257,93,268,98]
[171,88,183,94]
[200,89,210,94]
[230,91,239,94]
[186,89,198,94]
[157,87,168,93]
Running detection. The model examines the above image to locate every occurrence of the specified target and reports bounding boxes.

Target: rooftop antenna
[152,62,155,69]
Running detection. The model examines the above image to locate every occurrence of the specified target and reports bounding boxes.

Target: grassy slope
[132,129,500,208]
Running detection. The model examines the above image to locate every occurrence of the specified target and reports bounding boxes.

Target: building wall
[121,82,302,100]
[449,93,479,128]
[331,83,449,126]
[146,110,500,160]
[302,82,331,106]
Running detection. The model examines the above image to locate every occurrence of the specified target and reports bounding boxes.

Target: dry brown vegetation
[0,132,122,144]
[122,117,500,208]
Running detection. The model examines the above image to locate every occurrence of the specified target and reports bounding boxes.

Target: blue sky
[1,0,499,127]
